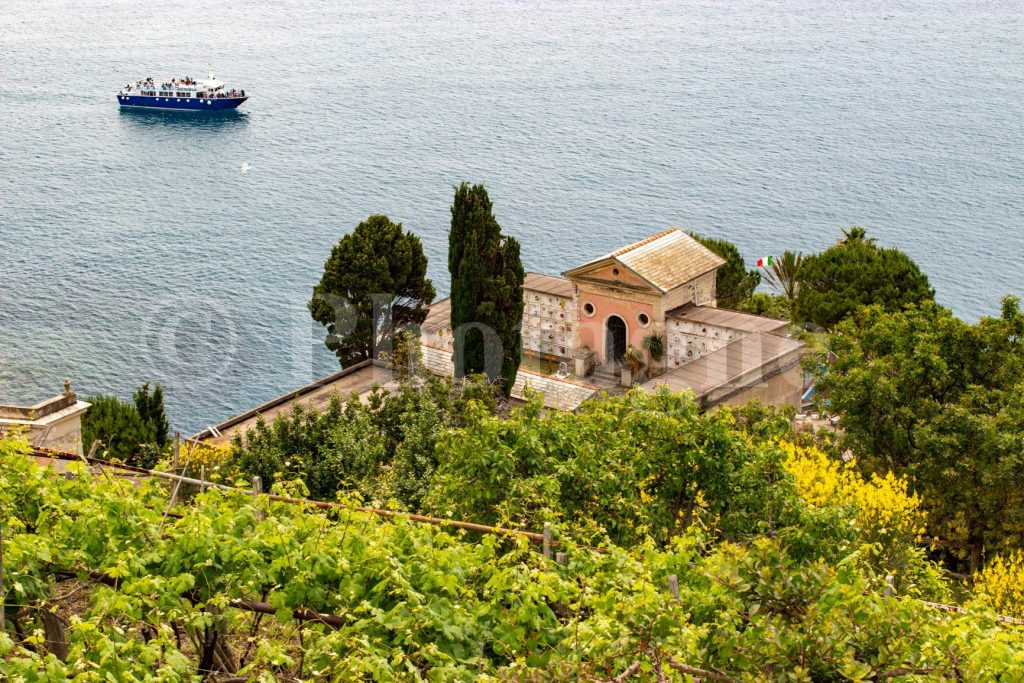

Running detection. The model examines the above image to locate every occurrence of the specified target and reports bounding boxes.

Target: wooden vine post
[252,476,264,521]
[542,523,552,559]
[41,610,69,660]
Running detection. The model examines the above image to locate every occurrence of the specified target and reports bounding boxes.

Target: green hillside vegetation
[4,387,1024,680]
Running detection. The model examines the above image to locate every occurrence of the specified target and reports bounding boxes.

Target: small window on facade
[583,302,596,316]
[612,268,620,276]
[638,312,651,327]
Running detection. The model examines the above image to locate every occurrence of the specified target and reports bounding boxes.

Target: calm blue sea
[1,0,1022,432]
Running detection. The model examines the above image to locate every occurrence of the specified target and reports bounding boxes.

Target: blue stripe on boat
[116,94,247,111]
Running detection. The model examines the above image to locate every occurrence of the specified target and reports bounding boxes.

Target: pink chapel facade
[420,228,805,412]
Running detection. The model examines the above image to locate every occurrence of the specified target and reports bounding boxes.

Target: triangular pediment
[563,258,663,293]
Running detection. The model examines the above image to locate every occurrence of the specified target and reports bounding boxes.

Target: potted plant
[643,333,666,377]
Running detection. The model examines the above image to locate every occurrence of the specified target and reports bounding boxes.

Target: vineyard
[2,401,1024,680]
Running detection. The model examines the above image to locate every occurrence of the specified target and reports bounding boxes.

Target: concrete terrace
[194,360,391,445]
[641,332,804,410]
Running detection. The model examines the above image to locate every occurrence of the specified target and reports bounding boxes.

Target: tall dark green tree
[688,233,761,309]
[795,227,933,329]
[133,382,169,449]
[310,215,435,368]
[448,183,524,395]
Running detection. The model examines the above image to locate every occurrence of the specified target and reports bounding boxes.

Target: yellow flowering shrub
[974,551,1024,618]
[781,441,844,508]
[182,442,238,483]
[780,441,926,551]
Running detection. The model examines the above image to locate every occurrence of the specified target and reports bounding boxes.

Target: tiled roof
[566,228,725,292]
[609,228,677,258]
[667,304,790,335]
[524,272,574,298]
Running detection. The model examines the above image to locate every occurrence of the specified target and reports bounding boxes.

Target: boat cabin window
[177,92,189,97]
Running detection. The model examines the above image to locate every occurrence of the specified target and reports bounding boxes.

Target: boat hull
[116,94,247,110]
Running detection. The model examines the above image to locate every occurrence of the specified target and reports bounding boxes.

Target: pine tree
[310,215,435,367]
[795,227,933,329]
[448,183,524,395]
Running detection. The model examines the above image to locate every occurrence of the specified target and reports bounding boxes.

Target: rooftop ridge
[667,302,792,325]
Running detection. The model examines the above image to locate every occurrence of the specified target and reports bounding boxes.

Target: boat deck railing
[119,87,247,99]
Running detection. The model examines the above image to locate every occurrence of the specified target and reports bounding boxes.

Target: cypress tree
[133,382,170,449]
[448,183,524,395]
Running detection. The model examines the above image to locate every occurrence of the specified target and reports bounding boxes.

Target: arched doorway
[606,315,627,365]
